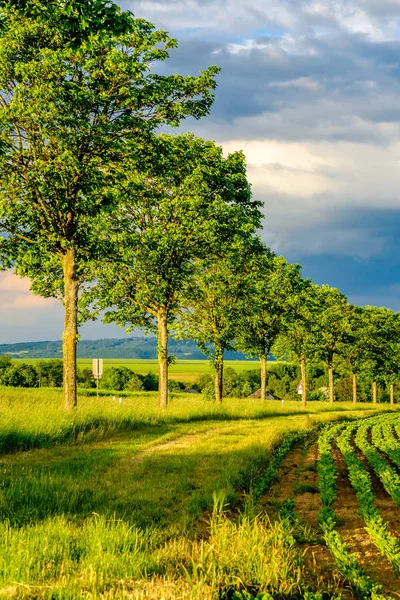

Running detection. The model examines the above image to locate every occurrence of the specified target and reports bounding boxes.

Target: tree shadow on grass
[0,436,278,532]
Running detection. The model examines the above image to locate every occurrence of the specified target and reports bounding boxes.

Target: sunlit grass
[0,388,395,598]
[0,386,390,454]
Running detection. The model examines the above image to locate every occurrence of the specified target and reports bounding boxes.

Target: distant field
[13,358,267,383]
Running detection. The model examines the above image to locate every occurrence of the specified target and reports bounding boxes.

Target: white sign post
[92,359,104,400]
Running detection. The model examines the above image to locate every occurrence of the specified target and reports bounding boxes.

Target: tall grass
[0,386,389,454]
[0,388,393,598]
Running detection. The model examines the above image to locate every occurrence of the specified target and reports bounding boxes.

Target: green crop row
[337,423,400,577]
[317,422,386,599]
[371,417,400,471]
[355,419,400,509]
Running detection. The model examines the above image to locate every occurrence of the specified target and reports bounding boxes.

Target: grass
[0,386,388,454]
[0,388,397,598]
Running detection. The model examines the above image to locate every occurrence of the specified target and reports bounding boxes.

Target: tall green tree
[312,285,351,404]
[82,135,258,408]
[236,256,303,401]
[177,236,264,403]
[341,305,369,404]
[357,306,400,404]
[273,280,317,407]
[0,3,219,409]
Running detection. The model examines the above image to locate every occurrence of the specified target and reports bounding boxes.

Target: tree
[0,2,219,409]
[236,255,303,401]
[341,305,369,404]
[273,280,317,408]
[357,306,400,404]
[83,135,259,407]
[312,286,351,404]
[177,236,264,403]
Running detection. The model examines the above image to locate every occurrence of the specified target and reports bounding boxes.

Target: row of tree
[0,0,397,410]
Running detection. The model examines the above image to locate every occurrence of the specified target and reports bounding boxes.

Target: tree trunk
[61,248,79,410]
[328,365,334,404]
[372,380,377,405]
[214,345,224,404]
[390,384,394,405]
[352,372,357,405]
[260,355,267,401]
[157,308,169,408]
[300,357,307,408]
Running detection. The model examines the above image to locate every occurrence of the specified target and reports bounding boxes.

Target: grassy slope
[0,389,394,598]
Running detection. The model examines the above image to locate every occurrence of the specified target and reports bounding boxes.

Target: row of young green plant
[1,0,399,414]
[317,420,386,599]
[316,414,400,597]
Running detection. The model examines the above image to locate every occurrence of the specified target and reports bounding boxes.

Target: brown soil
[259,442,351,598]
[333,442,400,597]
[259,435,400,599]
[351,439,400,538]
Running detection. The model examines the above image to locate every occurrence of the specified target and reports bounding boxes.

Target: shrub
[0,355,12,373]
[125,373,145,392]
[36,360,63,387]
[100,367,133,391]
[1,363,38,388]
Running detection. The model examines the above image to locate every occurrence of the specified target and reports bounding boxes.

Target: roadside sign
[297,380,303,395]
[92,359,103,400]
[92,359,103,380]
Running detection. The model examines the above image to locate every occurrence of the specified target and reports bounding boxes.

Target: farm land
[1,386,400,598]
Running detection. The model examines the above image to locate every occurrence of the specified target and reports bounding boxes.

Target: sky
[2,0,400,343]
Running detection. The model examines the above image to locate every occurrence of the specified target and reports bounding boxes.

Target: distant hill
[0,337,259,360]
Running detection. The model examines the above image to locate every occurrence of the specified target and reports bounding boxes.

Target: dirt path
[259,442,350,597]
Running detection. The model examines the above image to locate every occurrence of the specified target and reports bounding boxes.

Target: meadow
[0,387,398,598]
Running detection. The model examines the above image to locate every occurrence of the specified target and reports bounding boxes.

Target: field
[1,388,400,598]
[12,358,263,384]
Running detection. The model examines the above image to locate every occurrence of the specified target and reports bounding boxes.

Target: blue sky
[2,0,400,342]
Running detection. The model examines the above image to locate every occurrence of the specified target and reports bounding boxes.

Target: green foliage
[100,367,134,392]
[236,256,303,361]
[0,1,219,408]
[0,354,11,369]
[36,359,63,387]
[0,362,38,387]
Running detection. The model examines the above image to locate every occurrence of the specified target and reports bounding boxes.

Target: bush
[100,367,133,391]
[125,373,144,392]
[77,368,96,388]
[142,372,158,391]
[307,390,326,402]
[1,363,38,388]
[335,377,353,402]
[36,360,63,387]
[168,380,185,392]
[0,355,12,373]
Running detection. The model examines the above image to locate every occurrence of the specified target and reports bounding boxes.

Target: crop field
[0,387,399,599]
[12,358,263,383]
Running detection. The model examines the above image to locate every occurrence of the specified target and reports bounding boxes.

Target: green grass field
[0,387,397,598]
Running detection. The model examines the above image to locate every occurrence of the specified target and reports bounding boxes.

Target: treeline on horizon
[0,337,256,360]
[0,0,399,410]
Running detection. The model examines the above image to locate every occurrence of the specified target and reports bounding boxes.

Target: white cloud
[269,76,320,90]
